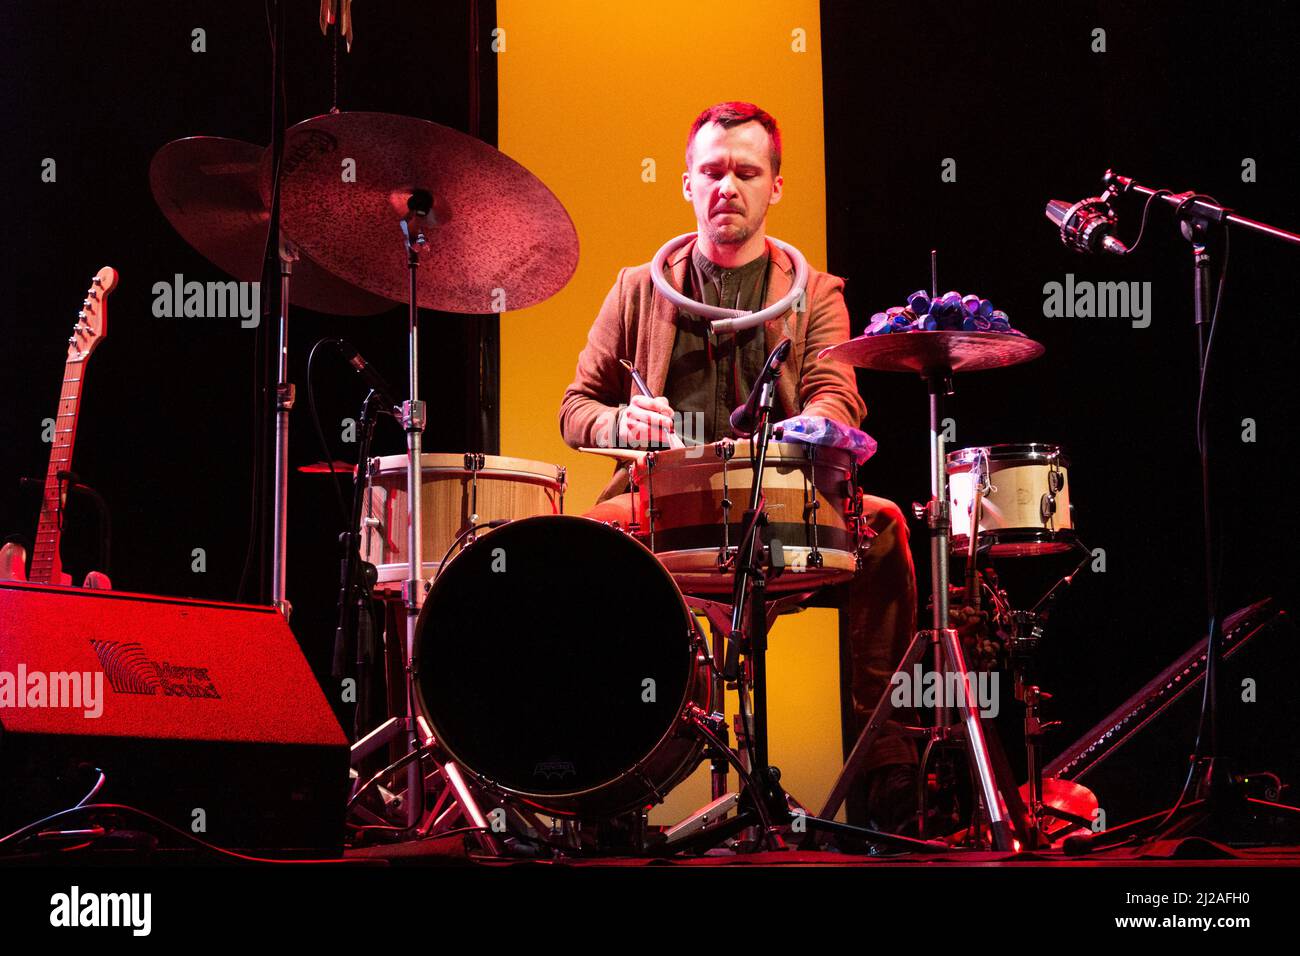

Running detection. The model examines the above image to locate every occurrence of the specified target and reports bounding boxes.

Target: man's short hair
[686,101,782,176]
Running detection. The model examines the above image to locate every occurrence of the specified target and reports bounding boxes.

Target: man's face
[683,121,783,247]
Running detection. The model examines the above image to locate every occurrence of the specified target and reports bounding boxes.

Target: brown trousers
[585,491,918,776]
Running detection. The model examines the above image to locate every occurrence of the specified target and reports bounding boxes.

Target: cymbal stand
[344,194,494,851]
[271,238,296,617]
[670,372,944,857]
[820,369,1015,851]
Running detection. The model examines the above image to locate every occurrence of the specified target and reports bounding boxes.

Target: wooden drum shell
[948,443,1074,557]
[360,453,565,591]
[630,440,859,594]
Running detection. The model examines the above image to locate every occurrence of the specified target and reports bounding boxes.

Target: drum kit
[150,92,1100,855]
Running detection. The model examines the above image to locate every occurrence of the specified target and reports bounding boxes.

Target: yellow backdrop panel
[497,0,847,823]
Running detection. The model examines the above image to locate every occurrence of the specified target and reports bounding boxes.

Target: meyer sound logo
[534,759,576,781]
[90,640,221,699]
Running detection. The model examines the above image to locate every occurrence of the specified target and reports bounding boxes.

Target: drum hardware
[819,326,1047,851]
[644,451,658,551]
[802,444,824,570]
[977,537,1098,848]
[650,341,938,856]
[463,452,485,542]
[717,439,734,568]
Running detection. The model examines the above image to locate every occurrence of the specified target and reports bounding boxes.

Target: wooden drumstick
[618,359,685,450]
[578,446,648,464]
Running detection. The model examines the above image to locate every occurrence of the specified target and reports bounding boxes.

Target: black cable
[1122,188,1173,255]
[1187,223,1231,786]
[0,803,362,865]
[75,768,106,809]
[1195,226,1230,458]
[307,336,352,526]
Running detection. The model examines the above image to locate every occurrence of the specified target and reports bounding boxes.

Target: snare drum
[948,443,1074,557]
[360,453,565,592]
[629,439,863,595]
[414,515,709,817]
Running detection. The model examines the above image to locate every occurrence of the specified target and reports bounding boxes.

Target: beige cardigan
[559,236,867,501]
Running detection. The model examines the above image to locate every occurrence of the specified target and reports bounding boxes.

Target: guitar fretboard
[29,356,85,583]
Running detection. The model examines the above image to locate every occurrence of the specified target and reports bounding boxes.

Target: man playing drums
[559,102,918,832]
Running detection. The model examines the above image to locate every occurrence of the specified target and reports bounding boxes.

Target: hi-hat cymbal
[275,112,579,314]
[150,137,397,316]
[820,330,1045,374]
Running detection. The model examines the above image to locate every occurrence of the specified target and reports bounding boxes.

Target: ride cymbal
[150,136,397,316]
[275,111,579,314]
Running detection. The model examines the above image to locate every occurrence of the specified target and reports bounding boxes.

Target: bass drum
[413,515,708,818]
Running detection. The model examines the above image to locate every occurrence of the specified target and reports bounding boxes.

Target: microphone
[1045,196,1130,256]
[730,338,792,436]
[332,339,399,409]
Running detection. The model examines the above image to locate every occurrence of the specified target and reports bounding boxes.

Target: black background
[822,0,1299,771]
[1,1,1296,786]
[0,1,497,709]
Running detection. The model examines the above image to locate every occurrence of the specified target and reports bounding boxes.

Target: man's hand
[620,394,678,448]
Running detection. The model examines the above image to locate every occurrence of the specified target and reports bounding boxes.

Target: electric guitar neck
[28,267,117,585]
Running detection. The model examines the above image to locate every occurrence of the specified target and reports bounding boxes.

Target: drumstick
[618,359,685,449]
[578,446,648,463]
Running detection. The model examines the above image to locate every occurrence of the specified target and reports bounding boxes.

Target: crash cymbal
[275,112,579,313]
[150,137,397,316]
[819,330,1044,374]
[1018,777,1100,842]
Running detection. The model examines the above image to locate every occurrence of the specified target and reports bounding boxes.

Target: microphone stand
[1069,172,1300,852]
[682,357,945,857]
[332,390,388,741]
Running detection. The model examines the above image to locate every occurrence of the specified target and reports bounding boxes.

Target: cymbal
[150,137,397,316]
[275,112,579,314]
[1018,777,1099,843]
[819,331,1044,374]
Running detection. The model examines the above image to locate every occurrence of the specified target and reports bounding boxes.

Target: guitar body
[26,267,116,589]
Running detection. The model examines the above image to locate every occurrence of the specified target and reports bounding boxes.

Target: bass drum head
[415,515,698,816]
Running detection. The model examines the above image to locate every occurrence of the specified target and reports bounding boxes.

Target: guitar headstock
[67,266,117,364]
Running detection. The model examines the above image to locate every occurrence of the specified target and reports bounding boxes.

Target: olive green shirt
[663,245,776,444]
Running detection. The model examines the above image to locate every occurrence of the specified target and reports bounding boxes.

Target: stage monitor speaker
[0,581,349,854]
[1044,598,1296,826]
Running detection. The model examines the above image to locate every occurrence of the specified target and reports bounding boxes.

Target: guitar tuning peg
[92,276,103,286]
[77,310,87,319]
[67,334,76,344]
[82,298,90,307]
[89,289,99,299]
